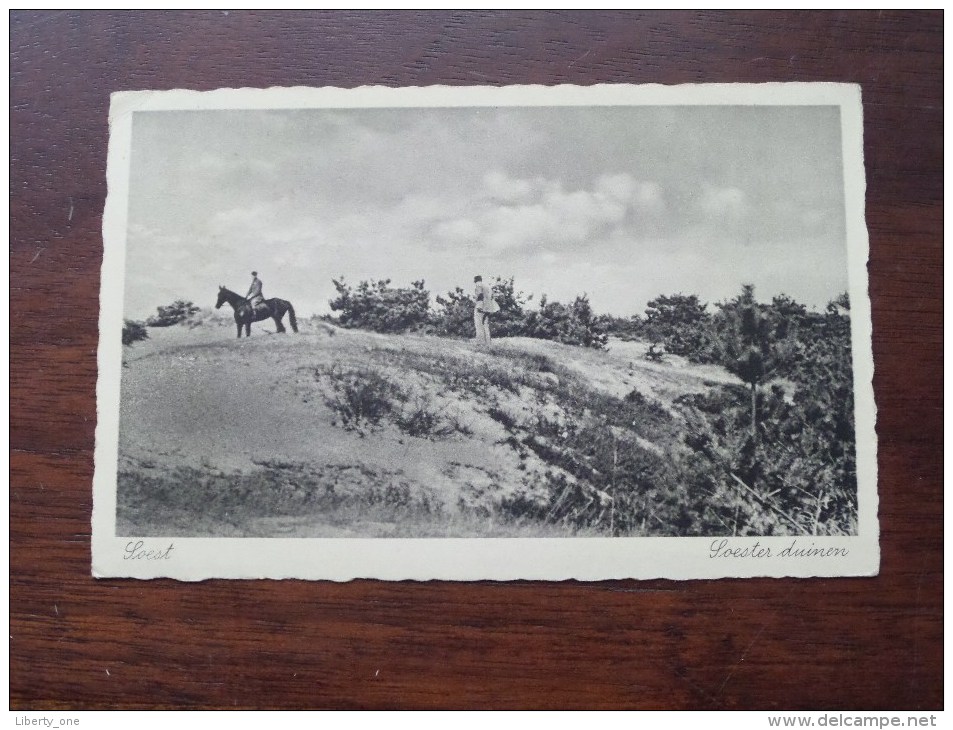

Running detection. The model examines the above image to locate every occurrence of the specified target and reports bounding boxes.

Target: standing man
[473,275,498,346]
[246,271,265,313]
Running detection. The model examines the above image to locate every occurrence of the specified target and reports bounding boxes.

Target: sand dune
[117,319,738,537]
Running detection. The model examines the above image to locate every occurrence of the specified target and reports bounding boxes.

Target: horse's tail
[287,302,298,333]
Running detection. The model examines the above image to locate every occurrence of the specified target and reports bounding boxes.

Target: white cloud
[699,184,748,219]
[433,218,481,245]
[483,170,534,202]
[122,106,848,318]
[596,173,636,202]
[634,181,664,208]
[466,173,661,253]
[394,193,450,225]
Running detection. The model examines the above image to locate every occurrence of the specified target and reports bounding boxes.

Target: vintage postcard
[93,83,877,580]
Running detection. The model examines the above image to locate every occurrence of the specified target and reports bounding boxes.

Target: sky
[122,104,848,320]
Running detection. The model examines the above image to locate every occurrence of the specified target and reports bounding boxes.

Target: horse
[215,286,298,339]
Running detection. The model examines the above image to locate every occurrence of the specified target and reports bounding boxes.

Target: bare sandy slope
[118,319,739,536]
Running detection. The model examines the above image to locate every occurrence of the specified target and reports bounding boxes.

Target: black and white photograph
[93,84,877,580]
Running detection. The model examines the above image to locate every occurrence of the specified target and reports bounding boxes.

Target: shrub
[331,275,606,350]
[501,419,674,535]
[146,300,200,327]
[329,278,431,333]
[663,289,857,536]
[434,279,606,349]
[674,376,856,536]
[318,366,400,432]
[485,277,533,337]
[315,364,462,439]
[643,293,711,357]
[396,395,457,439]
[432,277,534,338]
[122,319,149,346]
[432,286,475,338]
[524,293,608,349]
[598,313,645,340]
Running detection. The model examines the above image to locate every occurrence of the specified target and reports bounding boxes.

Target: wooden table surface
[10,11,942,710]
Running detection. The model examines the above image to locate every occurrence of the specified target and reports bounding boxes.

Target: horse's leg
[245,321,251,337]
[236,321,242,339]
[274,311,286,333]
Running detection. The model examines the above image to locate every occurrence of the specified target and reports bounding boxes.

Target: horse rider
[246,271,266,313]
[246,271,265,308]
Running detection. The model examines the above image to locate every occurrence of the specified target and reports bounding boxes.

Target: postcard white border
[93,83,878,581]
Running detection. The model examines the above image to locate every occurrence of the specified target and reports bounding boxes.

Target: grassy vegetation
[116,460,446,537]
[117,458,592,538]
[123,308,857,537]
[314,363,465,438]
[307,344,682,536]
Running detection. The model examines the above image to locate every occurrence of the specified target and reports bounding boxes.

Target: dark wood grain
[10,10,942,710]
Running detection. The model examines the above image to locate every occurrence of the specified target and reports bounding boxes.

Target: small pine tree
[146,300,200,327]
[433,286,475,338]
[598,313,645,341]
[122,320,149,346]
[432,277,533,339]
[488,277,532,337]
[643,293,711,358]
[569,295,609,349]
[329,278,431,333]
[713,285,777,445]
[523,294,608,349]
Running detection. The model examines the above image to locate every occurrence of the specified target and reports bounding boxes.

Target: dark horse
[215,286,298,338]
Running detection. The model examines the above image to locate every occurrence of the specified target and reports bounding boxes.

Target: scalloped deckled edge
[93,83,877,581]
